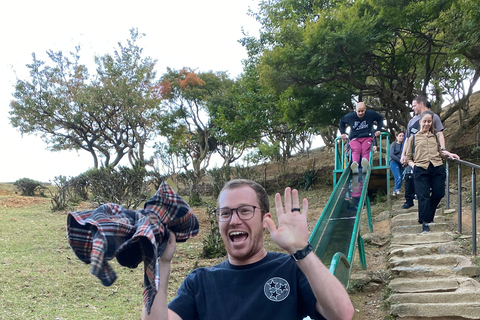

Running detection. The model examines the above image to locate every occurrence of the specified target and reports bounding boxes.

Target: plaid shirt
[67,181,199,314]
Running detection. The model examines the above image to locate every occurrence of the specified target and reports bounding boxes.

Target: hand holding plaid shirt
[67,181,199,314]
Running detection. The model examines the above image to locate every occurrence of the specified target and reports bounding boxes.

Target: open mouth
[229,231,248,243]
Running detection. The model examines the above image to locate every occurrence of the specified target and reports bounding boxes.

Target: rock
[363,233,389,247]
[374,210,391,222]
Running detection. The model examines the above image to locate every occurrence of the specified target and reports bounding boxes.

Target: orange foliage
[179,72,205,90]
[155,81,173,99]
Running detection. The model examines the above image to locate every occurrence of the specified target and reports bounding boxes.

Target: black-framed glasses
[214,205,262,222]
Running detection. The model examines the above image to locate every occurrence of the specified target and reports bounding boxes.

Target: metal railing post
[458,163,462,234]
[472,168,477,256]
[446,161,450,209]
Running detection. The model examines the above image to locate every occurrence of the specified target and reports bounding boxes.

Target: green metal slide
[309,133,390,287]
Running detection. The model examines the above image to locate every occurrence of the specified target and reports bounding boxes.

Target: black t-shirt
[168,252,325,320]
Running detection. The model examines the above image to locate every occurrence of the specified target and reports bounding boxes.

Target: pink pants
[349,137,373,164]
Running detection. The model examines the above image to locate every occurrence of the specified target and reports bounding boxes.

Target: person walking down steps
[404,110,460,233]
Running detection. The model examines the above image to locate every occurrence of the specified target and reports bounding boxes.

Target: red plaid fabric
[67,181,199,314]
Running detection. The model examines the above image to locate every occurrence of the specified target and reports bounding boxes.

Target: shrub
[13,178,44,196]
[85,164,150,209]
[207,166,232,199]
[50,176,70,211]
[202,204,226,258]
[69,173,90,201]
[301,169,317,190]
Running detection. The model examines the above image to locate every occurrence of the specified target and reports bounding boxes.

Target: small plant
[465,190,479,204]
[372,189,387,205]
[472,255,480,267]
[380,286,395,311]
[49,175,70,211]
[301,169,317,190]
[202,204,226,258]
[470,146,480,160]
[347,279,366,293]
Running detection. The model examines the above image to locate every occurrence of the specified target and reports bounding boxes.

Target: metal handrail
[445,158,479,255]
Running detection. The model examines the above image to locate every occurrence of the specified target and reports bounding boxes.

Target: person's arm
[264,188,354,320]
[400,136,408,165]
[436,130,446,150]
[436,133,460,160]
[142,233,182,320]
[404,136,414,168]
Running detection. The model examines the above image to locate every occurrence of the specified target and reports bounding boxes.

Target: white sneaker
[351,161,359,174]
[361,158,369,171]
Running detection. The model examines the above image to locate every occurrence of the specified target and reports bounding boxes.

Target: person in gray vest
[400,95,446,209]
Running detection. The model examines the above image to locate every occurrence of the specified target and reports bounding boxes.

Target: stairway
[387,200,480,319]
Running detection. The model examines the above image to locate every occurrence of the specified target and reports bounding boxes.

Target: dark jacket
[389,141,402,164]
[339,109,383,140]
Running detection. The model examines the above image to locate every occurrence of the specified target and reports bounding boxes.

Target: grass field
[0,196,151,319]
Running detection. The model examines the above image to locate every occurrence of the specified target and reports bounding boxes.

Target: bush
[207,166,232,199]
[202,204,226,258]
[50,176,70,211]
[13,178,44,196]
[69,173,90,201]
[84,164,150,209]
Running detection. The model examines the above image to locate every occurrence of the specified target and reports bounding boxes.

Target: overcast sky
[0,0,263,183]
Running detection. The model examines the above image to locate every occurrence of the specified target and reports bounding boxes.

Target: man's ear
[262,212,272,229]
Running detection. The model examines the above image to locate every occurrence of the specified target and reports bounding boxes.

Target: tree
[250,0,480,145]
[155,68,232,202]
[9,29,160,169]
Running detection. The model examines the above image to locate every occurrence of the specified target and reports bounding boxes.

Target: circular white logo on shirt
[264,277,290,302]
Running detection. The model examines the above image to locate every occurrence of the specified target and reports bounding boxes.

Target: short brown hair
[219,179,270,214]
[413,95,430,108]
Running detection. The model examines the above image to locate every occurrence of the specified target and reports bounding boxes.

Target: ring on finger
[292,208,301,212]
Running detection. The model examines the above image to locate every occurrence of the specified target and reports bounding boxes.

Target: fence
[445,158,480,255]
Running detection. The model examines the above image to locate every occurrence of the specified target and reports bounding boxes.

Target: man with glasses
[142,179,354,320]
[400,95,446,209]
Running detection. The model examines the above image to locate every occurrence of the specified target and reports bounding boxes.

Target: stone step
[388,254,472,269]
[391,207,418,216]
[391,216,447,228]
[389,277,480,293]
[389,242,465,258]
[391,232,456,246]
[392,223,448,235]
[391,264,480,278]
[391,211,445,223]
[391,302,480,319]
[390,291,480,304]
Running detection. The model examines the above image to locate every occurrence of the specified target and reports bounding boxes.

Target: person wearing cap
[339,102,383,174]
[142,179,354,320]
[400,95,446,209]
